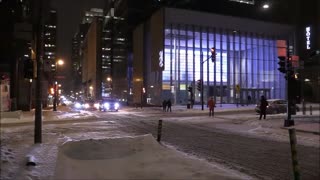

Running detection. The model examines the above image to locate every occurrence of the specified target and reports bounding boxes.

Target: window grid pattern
[162,24,285,104]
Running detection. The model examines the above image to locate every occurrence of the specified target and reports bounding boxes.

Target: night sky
[51,0,105,91]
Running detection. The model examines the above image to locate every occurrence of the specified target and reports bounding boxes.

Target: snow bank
[54,134,244,180]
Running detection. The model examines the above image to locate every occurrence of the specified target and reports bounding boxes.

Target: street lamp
[262,3,270,9]
[53,59,64,111]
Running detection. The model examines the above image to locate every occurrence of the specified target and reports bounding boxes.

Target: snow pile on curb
[54,134,246,180]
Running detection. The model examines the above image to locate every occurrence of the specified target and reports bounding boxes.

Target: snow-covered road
[1,107,319,179]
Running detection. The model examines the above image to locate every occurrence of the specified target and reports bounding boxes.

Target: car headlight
[83,103,89,109]
[75,102,81,109]
[94,103,100,109]
[104,103,110,109]
[115,103,119,109]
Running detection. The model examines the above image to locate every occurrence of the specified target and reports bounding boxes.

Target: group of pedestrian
[162,99,172,112]
[206,95,268,120]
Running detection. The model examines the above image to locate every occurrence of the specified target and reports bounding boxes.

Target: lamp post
[53,59,64,111]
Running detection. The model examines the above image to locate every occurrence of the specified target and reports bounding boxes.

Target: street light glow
[57,59,64,65]
[262,4,269,9]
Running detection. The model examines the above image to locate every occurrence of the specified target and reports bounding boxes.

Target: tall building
[43,9,57,107]
[72,23,89,96]
[0,0,34,111]
[71,8,104,100]
[132,8,295,106]
[106,0,319,105]
[43,10,57,73]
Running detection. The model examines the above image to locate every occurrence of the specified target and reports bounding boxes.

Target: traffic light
[197,79,202,91]
[24,59,34,79]
[210,47,216,62]
[277,56,286,73]
[188,86,192,93]
[286,60,294,80]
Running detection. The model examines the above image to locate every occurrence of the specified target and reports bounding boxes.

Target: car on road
[255,99,299,114]
[74,100,99,110]
[99,99,120,112]
[82,99,100,110]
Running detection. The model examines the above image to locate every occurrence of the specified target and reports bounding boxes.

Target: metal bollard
[26,155,36,166]
[310,106,312,115]
[157,120,163,142]
[288,128,300,180]
[302,102,306,115]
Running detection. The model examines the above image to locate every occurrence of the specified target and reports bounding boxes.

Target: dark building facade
[0,0,57,111]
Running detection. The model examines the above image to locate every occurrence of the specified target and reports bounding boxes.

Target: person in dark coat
[247,95,252,106]
[162,100,167,112]
[259,95,268,120]
[166,99,172,112]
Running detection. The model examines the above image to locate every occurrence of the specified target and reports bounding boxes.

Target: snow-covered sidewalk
[54,134,251,180]
[0,106,98,125]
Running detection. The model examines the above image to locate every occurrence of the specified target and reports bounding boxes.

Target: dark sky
[51,0,105,90]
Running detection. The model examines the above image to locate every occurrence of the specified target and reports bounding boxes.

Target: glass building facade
[162,24,286,105]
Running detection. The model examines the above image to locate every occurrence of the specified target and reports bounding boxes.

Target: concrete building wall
[82,17,102,100]
[132,24,144,105]
[164,8,294,39]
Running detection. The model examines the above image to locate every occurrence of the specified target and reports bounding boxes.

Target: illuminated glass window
[162,24,284,104]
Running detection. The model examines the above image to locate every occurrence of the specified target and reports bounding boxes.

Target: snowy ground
[0,105,319,179]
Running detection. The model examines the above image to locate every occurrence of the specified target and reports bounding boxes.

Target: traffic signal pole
[34,0,43,144]
[284,41,294,127]
[200,49,215,111]
[200,52,204,110]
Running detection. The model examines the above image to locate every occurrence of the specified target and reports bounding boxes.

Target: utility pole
[200,52,204,110]
[34,0,43,143]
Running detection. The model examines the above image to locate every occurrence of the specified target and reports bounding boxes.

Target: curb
[280,127,320,135]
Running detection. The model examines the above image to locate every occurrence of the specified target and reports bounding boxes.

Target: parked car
[99,99,120,112]
[255,99,299,114]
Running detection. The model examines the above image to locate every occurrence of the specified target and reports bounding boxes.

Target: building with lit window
[43,10,57,72]
[132,8,295,106]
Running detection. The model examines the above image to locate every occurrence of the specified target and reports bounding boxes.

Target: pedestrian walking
[259,95,268,120]
[162,100,167,112]
[166,99,172,112]
[247,95,252,106]
[207,97,215,117]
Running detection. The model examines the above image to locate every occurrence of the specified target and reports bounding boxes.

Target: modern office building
[133,8,295,106]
